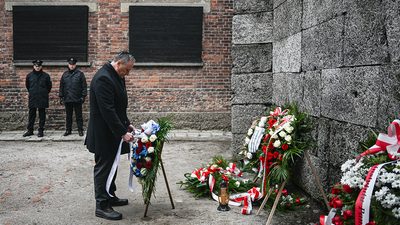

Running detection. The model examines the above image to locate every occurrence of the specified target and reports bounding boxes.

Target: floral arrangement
[321,120,400,225]
[130,115,174,204]
[177,155,306,213]
[240,104,313,192]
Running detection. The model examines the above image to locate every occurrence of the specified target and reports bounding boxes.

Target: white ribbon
[248,126,265,153]
[106,138,123,197]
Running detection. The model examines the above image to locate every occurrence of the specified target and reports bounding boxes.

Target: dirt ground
[0,140,325,225]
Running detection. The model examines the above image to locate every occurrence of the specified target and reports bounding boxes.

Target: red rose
[145,142,152,148]
[145,161,152,168]
[343,185,354,194]
[136,162,143,169]
[296,198,301,205]
[332,216,341,224]
[331,187,340,194]
[268,119,277,128]
[333,200,343,209]
[282,144,289,150]
[282,189,288,196]
[343,210,353,220]
[329,197,339,208]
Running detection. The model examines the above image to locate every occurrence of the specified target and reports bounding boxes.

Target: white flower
[285,126,294,133]
[379,172,396,184]
[285,135,292,143]
[260,117,267,123]
[246,152,253,159]
[132,166,138,171]
[375,186,390,201]
[252,167,258,173]
[392,179,400,189]
[140,168,147,176]
[245,137,250,144]
[392,207,400,218]
[273,140,281,148]
[149,134,157,142]
[247,128,253,136]
[258,121,265,128]
[147,147,155,153]
[138,178,145,185]
[235,181,240,188]
[272,134,278,139]
[279,131,286,138]
[145,157,152,162]
[382,193,398,206]
[141,136,149,143]
[269,130,274,136]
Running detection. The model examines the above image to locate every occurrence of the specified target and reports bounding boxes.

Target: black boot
[38,130,44,137]
[23,130,34,137]
[78,130,84,136]
[95,206,122,220]
[63,130,72,136]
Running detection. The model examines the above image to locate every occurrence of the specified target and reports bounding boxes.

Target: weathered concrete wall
[231,0,400,201]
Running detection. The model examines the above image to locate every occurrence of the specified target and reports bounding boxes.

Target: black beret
[32,59,43,66]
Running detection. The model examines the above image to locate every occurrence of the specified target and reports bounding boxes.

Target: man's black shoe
[79,130,84,136]
[23,130,33,137]
[63,131,72,136]
[110,197,128,206]
[95,207,122,220]
[38,131,44,137]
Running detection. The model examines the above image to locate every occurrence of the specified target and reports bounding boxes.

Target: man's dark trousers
[65,102,83,132]
[27,108,45,131]
[94,154,118,209]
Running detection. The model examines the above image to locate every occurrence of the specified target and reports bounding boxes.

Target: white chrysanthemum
[393,179,400,189]
[273,140,281,148]
[279,131,286,138]
[375,186,390,201]
[246,152,253,159]
[145,157,152,162]
[147,147,155,153]
[140,168,147,176]
[382,193,398,207]
[235,181,240,188]
[393,163,400,173]
[258,121,265,128]
[247,128,253,136]
[149,134,157,142]
[341,159,357,172]
[141,136,149,143]
[392,207,400,218]
[379,172,396,184]
[285,135,292,143]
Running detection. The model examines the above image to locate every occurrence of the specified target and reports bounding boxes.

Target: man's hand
[122,132,135,143]
[79,97,85,103]
[127,125,135,133]
[60,97,64,105]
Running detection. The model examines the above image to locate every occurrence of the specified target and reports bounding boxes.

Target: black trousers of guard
[94,154,117,209]
[27,108,46,131]
[65,102,83,132]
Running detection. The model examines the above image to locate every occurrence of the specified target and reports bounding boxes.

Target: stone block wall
[232,0,400,200]
[0,0,233,131]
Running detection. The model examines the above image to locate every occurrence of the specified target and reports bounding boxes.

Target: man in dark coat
[85,52,136,220]
[59,58,87,136]
[23,60,52,137]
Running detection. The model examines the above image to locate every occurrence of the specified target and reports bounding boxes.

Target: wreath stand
[255,150,331,225]
[143,141,175,217]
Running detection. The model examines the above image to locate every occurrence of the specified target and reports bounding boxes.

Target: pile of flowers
[241,104,313,192]
[178,104,311,214]
[130,116,174,204]
[320,120,400,225]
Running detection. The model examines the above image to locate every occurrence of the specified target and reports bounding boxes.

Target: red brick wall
[0,0,233,129]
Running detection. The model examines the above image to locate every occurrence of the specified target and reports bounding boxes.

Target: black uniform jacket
[85,61,131,157]
[59,69,87,103]
[25,70,52,108]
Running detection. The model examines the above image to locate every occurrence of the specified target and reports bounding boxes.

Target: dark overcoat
[85,62,131,157]
[25,70,52,109]
[59,69,87,103]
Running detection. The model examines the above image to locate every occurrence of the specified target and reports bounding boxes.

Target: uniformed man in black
[59,58,87,136]
[23,60,52,137]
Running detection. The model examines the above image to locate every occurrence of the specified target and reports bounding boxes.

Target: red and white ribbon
[355,160,397,225]
[358,119,400,160]
[319,208,337,225]
[227,163,242,177]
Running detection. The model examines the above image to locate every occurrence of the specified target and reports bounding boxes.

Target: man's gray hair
[112,51,136,64]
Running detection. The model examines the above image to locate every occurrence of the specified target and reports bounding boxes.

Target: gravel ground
[0,140,325,225]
